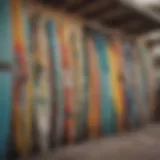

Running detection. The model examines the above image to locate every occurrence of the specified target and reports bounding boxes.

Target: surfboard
[131,43,147,127]
[65,21,83,141]
[107,37,125,132]
[104,38,118,133]
[0,73,12,160]
[144,46,155,120]
[70,25,86,141]
[45,19,64,146]
[53,22,74,144]
[0,0,13,159]
[12,0,33,156]
[76,27,89,141]
[139,45,154,122]
[139,46,151,122]
[86,36,100,138]
[146,47,156,120]
[87,29,114,134]
[29,13,52,152]
[45,20,56,148]
[123,42,138,129]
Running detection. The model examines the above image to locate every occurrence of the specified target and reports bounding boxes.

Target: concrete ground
[29,124,160,160]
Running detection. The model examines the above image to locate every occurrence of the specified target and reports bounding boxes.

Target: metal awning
[39,0,160,36]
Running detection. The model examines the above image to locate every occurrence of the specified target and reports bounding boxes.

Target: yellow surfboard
[107,40,125,132]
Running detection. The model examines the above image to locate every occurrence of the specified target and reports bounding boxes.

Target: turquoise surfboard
[0,72,12,159]
[90,30,116,134]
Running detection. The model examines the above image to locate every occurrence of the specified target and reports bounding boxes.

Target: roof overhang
[38,0,160,36]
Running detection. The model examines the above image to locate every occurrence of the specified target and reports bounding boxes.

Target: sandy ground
[28,124,160,160]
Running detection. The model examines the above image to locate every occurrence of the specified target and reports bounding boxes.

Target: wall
[0,0,156,159]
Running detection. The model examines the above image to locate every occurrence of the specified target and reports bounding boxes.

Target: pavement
[29,124,160,160]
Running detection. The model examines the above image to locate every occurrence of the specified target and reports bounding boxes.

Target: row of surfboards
[0,0,155,159]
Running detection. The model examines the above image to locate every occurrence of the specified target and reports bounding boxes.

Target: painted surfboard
[76,27,89,141]
[45,21,56,147]
[71,25,86,141]
[0,0,13,159]
[139,45,155,122]
[12,0,33,156]
[63,22,85,142]
[146,47,156,120]
[62,21,81,143]
[139,46,151,122]
[115,39,127,131]
[45,20,64,146]
[131,43,147,127]
[54,22,74,144]
[108,37,125,132]
[144,47,155,120]
[86,37,100,138]
[131,44,142,126]
[123,42,138,129]
[104,39,118,133]
[29,14,52,152]
[23,0,34,154]
[38,19,52,151]
[0,72,12,160]
[88,29,114,134]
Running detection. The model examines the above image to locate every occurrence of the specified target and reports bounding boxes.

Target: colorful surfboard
[123,42,138,129]
[139,46,151,122]
[108,37,125,132]
[76,27,89,141]
[45,21,56,147]
[86,37,100,138]
[146,47,156,120]
[143,46,155,120]
[45,20,64,146]
[131,43,146,126]
[87,29,115,134]
[65,21,83,141]
[70,25,86,141]
[108,36,127,132]
[29,14,52,151]
[0,0,13,159]
[12,0,33,156]
[55,22,75,144]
